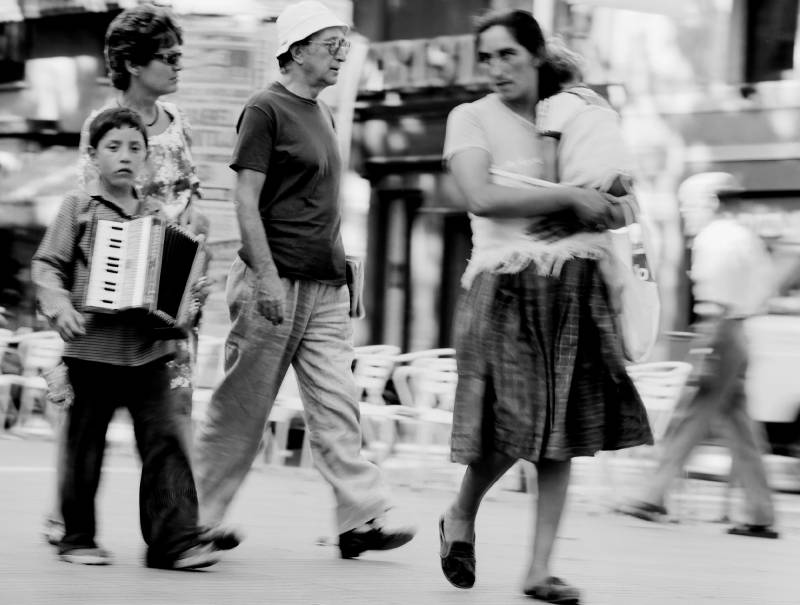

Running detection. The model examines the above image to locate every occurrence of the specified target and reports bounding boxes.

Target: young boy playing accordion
[31,107,218,570]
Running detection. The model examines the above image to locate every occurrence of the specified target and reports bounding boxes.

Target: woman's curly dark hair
[105,4,183,91]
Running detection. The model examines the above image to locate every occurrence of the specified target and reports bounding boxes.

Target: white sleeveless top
[443,93,547,264]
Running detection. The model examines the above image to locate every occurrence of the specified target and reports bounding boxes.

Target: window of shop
[27,11,118,78]
[0,22,26,85]
[744,0,800,82]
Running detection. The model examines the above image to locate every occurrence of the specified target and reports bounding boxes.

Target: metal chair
[10,332,64,430]
[0,330,20,430]
[352,345,401,461]
[627,361,694,444]
[594,360,693,513]
[353,345,401,405]
[379,358,459,486]
[394,347,455,364]
[263,367,312,468]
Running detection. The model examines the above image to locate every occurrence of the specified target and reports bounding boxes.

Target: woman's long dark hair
[474,9,565,101]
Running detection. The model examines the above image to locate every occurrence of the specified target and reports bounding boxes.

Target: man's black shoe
[338,519,416,559]
[200,526,243,551]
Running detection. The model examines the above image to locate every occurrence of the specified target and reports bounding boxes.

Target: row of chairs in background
[5,327,692,490]
[353,349,698,498]
[353,345,458,465]
[191,340,460,470]
[0,328,65,432]
[594,359,694,514]
[191,337,313,468]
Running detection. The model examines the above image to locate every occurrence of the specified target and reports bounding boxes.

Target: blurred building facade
[0,0,353,333]
[2,0,800,359]
[553,0,800,339]
[351,0,800,355]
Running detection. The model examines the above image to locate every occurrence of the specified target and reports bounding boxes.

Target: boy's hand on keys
[191,276,211,306]
[54,307,86,341]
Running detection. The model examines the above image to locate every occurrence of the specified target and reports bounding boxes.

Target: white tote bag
[537,87,661,362]
[604,221,660,362]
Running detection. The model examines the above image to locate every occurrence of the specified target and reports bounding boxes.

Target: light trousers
[641,317,775,526]
[194,257,390,533]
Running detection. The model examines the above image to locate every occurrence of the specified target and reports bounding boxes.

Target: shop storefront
[0,0,356,336]
[536,0,800,455]
[352,34,490,351]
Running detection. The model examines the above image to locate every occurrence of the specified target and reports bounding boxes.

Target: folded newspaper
[345,255,365,319]
[489,168,559,189]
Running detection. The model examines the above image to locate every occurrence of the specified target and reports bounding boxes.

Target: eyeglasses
[308,38,350,58]
[152,51,183,67]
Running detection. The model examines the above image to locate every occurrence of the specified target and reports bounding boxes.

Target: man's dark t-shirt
[230,82,346,285]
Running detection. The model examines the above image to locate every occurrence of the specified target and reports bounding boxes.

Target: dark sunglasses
[152,51,183,67]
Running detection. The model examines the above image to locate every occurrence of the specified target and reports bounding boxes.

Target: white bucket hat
[275,1,350,58]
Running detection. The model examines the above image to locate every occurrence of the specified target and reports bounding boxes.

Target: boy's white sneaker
[59,547,112,565]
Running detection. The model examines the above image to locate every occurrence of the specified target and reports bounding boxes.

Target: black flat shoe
[200,526,243,551]
[524,576,581,604]
[439,515,475,589]
[615,500,668,523]
[338,520,416,559]
[727,524,779,539]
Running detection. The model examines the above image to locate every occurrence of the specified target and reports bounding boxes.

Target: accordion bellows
[85,216,206,329]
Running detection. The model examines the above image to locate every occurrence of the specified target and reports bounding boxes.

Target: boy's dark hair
[474,9,563,101]
[105,4,183,91]
[88,107,148,150]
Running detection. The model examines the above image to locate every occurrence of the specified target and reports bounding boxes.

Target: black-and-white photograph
[0,1,797,603]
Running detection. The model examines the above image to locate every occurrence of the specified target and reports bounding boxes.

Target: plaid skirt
[451,258,653,464]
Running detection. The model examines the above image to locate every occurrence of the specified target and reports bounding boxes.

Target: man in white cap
[620,172,779,539]
[193,0,416,558]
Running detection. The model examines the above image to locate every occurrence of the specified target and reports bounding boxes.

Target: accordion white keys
[84,216,207,329]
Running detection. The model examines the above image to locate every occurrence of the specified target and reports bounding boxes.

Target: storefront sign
[360,34,485,92]
[17,0,107,18]
[170,15,271,248]
[0,0,23,21]
[172,16,268,193]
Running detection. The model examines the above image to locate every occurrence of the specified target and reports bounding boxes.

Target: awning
[566,0,698,19]
[0,1,143,22]
[18,0,110,18]
[0,0,22,21]
[167,0,266,16]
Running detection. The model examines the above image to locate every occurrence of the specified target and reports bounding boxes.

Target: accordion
[84,216,207,328]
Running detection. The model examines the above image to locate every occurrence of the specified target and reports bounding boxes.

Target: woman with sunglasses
[42,3,212,551]
[86,3,202,229]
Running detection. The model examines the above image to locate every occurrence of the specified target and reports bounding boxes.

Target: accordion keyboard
[85,221,128,310]
[85,218,151,311]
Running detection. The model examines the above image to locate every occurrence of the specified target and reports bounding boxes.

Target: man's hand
[567,188,610,229]
[53,307,86,341]
[254,272,285,325]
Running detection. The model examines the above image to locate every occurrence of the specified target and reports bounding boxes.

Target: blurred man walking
[621,172,779,539]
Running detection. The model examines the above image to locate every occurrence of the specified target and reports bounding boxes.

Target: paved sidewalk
[0,437,797,605]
